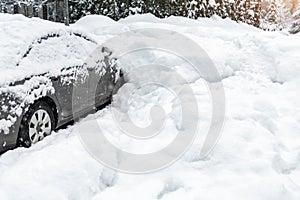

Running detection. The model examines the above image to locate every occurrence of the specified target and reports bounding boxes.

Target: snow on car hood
[0,14,98,86]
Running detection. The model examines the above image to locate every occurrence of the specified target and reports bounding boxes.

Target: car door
[52,65,90,118]
[89,54,116,108]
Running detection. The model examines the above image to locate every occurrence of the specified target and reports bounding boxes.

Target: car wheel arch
[37,96,59,128]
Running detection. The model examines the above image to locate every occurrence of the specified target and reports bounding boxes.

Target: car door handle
[87,66,95,71]
[51,76,59,81]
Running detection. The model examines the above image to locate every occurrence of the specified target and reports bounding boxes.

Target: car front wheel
[18,101,55,147]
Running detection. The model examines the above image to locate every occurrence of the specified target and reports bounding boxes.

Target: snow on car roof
[0,14,98,86]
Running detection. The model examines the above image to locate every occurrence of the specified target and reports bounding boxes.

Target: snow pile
[73,15,130,40]
[0,14,300,200]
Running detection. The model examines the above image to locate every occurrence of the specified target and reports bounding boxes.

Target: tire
[18,101,56,148]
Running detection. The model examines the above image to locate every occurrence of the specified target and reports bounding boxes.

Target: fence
[0,0,69,25]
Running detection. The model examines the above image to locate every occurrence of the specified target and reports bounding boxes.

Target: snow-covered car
[0,15,124,153]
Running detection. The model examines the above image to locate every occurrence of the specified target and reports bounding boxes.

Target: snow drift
[0,13,300,200]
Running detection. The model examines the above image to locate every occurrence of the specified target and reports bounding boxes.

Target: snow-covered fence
[0,0,66,24]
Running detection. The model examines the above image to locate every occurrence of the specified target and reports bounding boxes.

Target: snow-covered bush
[290,0,300,33]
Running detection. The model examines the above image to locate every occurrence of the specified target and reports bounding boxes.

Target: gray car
[0,30,124,153]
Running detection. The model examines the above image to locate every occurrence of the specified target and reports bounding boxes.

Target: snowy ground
[0,14,300,200]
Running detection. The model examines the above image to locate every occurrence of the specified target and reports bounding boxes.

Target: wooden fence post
[63,0,69,25]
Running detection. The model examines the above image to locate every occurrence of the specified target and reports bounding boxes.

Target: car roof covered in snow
[0,14,98,86]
